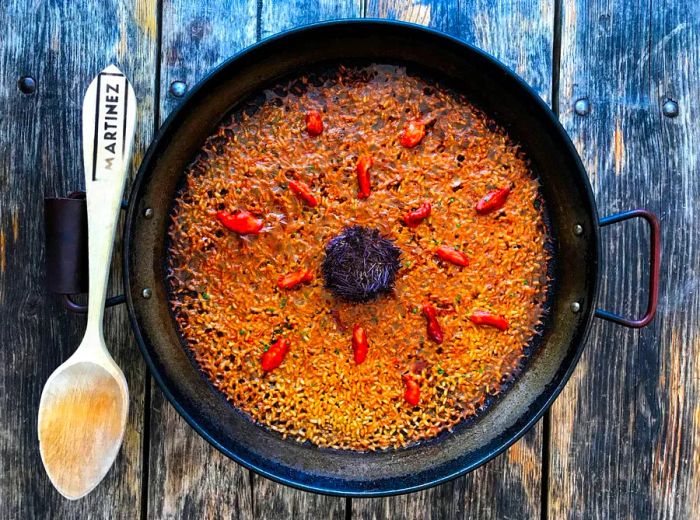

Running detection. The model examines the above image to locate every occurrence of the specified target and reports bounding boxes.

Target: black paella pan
[118,20,660,496]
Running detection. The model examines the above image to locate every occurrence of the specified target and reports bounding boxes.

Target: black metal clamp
[44,192,125,314]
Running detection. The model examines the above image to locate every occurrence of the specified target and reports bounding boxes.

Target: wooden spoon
[38,65,136,500]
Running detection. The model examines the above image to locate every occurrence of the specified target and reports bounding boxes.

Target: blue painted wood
[261,0,365,38]
[367,0,554,102]
[352,1,554,519]
[0,0,158,517]
[3,0,698,518]
[253,3,364,519]
[147,1,258,519]
[550,0,700,518]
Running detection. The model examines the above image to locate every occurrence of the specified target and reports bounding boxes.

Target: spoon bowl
[38,348,128,499]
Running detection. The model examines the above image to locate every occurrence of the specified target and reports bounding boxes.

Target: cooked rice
[167,64,550,451]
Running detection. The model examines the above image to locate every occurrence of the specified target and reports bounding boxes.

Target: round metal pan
[124,20,659,496]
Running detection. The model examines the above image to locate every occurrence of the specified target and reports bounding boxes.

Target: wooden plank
[146,2,258,519]
[151,3,363,516]
[253,3,363,519]
[353,1,553,518]
[159,1,257,119]
[147,392,254,519]
[550,0,700,518]
[367,0,554,101]
[0,0,157,518]
[260,0,365,39]
[353,425,543,519]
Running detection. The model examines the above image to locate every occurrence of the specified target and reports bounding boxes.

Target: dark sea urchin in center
[322,226,402,303]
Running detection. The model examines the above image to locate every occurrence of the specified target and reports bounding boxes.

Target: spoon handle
[81,65,136,342]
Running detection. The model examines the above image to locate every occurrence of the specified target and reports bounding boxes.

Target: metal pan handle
[594,209,661,328]
[62,294,126,314]
[44,192,126,314]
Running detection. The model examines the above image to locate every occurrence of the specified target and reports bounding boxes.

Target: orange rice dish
[167,64,551,451]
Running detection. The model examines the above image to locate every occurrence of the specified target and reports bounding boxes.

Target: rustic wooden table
[1,0,698,518]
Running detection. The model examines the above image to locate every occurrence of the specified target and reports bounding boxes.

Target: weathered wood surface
[146,2,257,519]
[3,0,699,518]
[253,1,362,519]
[549,0,700,519]
[146,1,359,519]
[352,2,552,518]
[0,0,158,518]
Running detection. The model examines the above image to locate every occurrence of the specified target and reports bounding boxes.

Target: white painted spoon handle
[81,65,136,343]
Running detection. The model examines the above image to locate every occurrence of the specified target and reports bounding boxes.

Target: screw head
[18,76,36,94]
[570,301,581,313]
[169,80,187,98]
[142,288,152,299]
[662,99,679,118]
[574,224,584,236]
[143,207,154,219]
[574,97,590,116]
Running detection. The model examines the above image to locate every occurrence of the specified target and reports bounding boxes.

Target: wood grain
[367,0,554,101]
[260,0,365,39]
[350,2,552,519]
[146,2,257,519]
[159,0,257,118]
[550,0,700,518]
[353,425,543,519]
[38,364,126,500]
[0,0,157,517]
[5,0,699,518]
[147,389,254,519]
[249,3,363,519]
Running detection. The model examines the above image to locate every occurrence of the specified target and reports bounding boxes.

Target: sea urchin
[322,226,402,302]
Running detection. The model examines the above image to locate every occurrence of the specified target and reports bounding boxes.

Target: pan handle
[594,209,661,328]
[62,294,126,314]
[44,192,126,314]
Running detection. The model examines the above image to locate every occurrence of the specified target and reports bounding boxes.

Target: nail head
[573,224,584,236]
[570,301,581,313]
[18,76,36,94]
[662,99,679,118]
[170,80,187,98]
[143,207,154,219]
[142,288,152,299]
[574,97,590,116]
